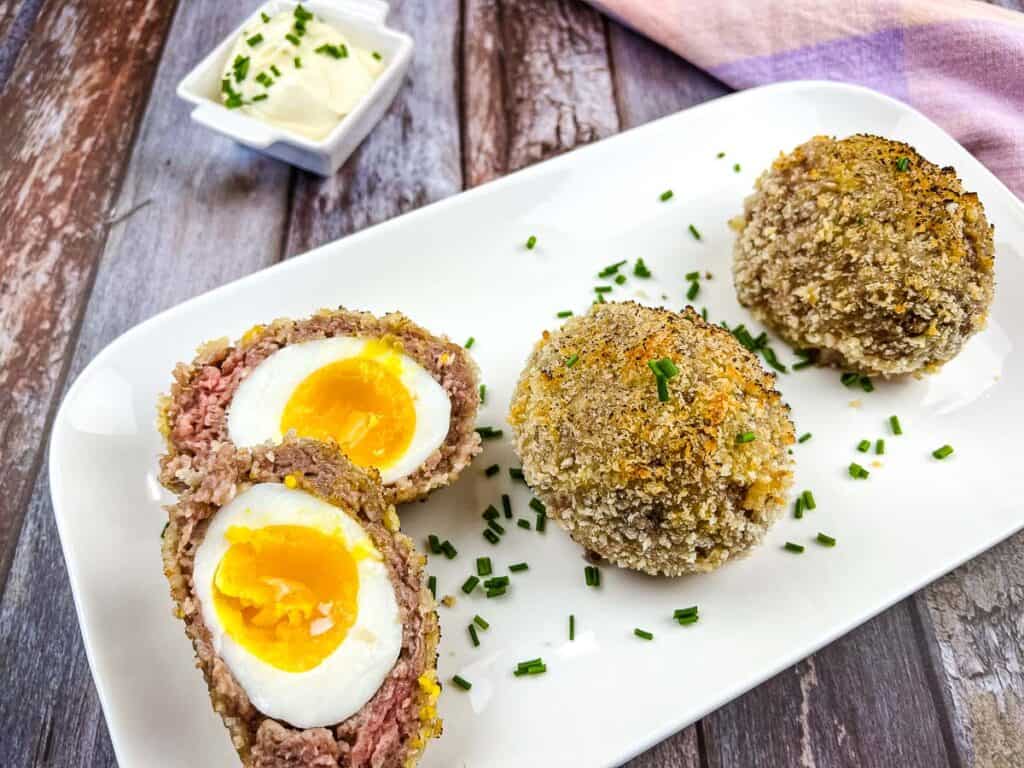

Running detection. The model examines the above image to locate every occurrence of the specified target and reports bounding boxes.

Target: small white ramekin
[177,0,413,176]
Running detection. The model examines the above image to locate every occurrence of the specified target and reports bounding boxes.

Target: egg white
[192,483,402,729]
[227,336,451,484]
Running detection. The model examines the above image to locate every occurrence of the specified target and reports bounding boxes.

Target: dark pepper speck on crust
[508,302,795,576]
[732,134,995,376]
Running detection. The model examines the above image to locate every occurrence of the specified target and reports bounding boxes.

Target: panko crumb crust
[158,307,482,506]
[733,134,995,376]
[508,302,795,576]
[162,438,442,768]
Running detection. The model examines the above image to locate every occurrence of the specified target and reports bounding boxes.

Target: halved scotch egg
[163,438,441,767]
[159,308,482,504]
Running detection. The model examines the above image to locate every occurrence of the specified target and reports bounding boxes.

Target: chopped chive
[517,519,531,530]
[485,464,499,477]
[486,585,507,598]
[484,576,509,589]
[427,534,442,554]
[761,346,788,373]
[598,259,627,277]
[614,274,627,285]
[286,33,301,45]
[487,519,505,535]
[476,426,504,439]
[461,576,480,594]
[633,258,652,278]
[247,33,264,46]
[464,336,475,349]
[501,494,512,518]
[476,557,492,577]
[659,189,674,202]
[802,490,816,510]
[529,498,546,514]
[678,614,699,626]
[701,306,708,321]
[594,285,612,294]
[673,606,698,619]
[483,529,500,545]
[160,521,169,538]
[482,505,499,520]
[860,375,874,393]
[565,353,580,368]
[890,415,903,435]
[372,50,383,60]
[516,658,542,670]
[269,64,281,77]
[535,513,546,532]
[255,71,274,87]
[634,628,654,640]
[817,532,837,547]
[716,151,725,158]
[849,462,870,479]
[250,94,268,102]
[655,374,669,402]
[526,235,537,250]
[557,310,573,318]
[441,540,458,559]
[875,439,885,455]
[794,496,805,519]
[509,562,529,572]
[733,163,741,172]
[688,224,702,241]
[232,55,250,82]
[784,541,805,554]
[584,565,601,587]
[686,281,700,301]
[479,383,486,404]
[798,432,812,443]
[451,675,472,690]
[896,156,910,172]
[294,4,313,21]
[736,431,756,444]
[261,11,271,22]
[932,444,954,460]
[857,439,871,453]
[509,467,525,481]
[841,372,860,387]
[468,624,480,646]
[294,57,302,68]
[685,271,700,281]
[427,575,436,598]
[569,614,575,641]
[473,615,489,630]
[793,358,814,370]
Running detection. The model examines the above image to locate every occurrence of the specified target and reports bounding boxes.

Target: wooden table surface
[1,1,1022,766]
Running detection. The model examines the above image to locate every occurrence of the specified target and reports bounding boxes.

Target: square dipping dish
[177,0,413,175]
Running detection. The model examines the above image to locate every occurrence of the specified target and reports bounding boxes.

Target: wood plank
[462,0,619,188]
[0,0,177,591]
[605,18,955,768]
[0,0,292,763]
[284,0,463,255]
[917,533,1024,767]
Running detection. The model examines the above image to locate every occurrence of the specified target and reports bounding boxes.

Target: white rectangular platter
[50,81,1024,768]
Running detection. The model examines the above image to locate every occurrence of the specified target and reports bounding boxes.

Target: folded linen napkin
[591,0,1024,199]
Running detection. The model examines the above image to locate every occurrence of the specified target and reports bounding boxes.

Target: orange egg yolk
[212,525,359,672]
[280,353,416,472]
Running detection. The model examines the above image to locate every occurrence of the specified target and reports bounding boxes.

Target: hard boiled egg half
[227,337,450,484]
[192,483,402,729]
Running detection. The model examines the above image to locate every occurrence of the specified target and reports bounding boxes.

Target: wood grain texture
[0,0,43,86]
[0,0,177,590]
[284,0,463,255]
[0,0,291,764]
[462,0,619,187]
[917,534,1024,768]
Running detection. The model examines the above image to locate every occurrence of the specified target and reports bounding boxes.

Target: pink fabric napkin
[591,0,1024,199]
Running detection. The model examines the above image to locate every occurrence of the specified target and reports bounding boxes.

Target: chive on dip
[221,5,386,140]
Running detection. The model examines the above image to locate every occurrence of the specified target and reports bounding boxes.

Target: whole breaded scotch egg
[163,438,442,768]
[159,308,482,505]
[508,302,795,576]
[733,134,995,376]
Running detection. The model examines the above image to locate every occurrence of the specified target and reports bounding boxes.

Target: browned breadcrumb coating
[162,438,442,768]
[733,134,995,376]
[508,302,795,576]
[158,307,482,505]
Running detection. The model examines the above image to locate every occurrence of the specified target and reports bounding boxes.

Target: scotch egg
[159,308,482,503]
[163,438,441,767]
